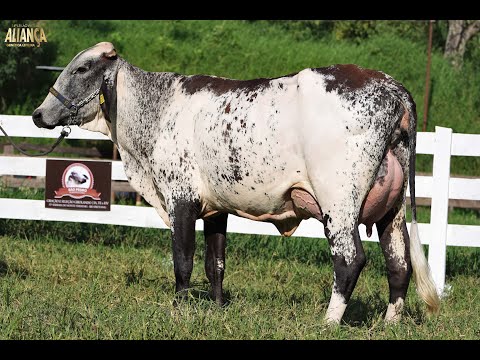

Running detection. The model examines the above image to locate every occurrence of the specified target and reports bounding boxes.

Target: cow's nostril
[32,109,47,128]
[32,109,42,120]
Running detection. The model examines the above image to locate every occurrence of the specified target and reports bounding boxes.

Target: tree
[444,20,480,69]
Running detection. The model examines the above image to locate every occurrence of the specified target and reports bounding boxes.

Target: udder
[359,150,404,237]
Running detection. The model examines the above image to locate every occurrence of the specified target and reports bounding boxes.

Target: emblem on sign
[54,162,101,200]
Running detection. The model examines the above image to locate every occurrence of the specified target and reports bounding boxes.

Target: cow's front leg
[204,213,228,306]
[170,198,201,299]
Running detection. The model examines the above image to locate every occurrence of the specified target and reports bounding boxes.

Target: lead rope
[0,124,71,157]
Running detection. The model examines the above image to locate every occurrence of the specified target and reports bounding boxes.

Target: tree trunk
[444,20,480,69]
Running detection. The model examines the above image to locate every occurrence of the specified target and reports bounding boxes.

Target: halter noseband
[49,86,101,124]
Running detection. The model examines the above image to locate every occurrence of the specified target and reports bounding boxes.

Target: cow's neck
[80,107,112,136]
[114,61,182,159]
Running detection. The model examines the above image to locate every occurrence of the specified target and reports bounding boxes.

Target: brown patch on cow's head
[314,64,387,94]
[225,103,231,113]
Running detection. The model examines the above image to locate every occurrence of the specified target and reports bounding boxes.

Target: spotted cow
[33,42,440,324]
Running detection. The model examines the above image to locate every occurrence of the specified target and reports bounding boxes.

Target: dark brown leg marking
[171,199,200,300]
[376,206,412,306]
[327,224,367,303]
[204,213,228,306]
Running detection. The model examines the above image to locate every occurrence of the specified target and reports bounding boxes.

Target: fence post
[111,143,118,203]
[427,126,452,296]
[2,144,14,186]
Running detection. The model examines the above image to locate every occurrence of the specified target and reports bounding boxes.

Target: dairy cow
[33,42,440,324]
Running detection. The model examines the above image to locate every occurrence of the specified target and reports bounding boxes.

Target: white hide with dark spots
[109,65,404,246]
[388,214,408,271]
[89,60,410,308]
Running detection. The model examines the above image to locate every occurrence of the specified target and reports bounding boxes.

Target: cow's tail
[401,90,440,314]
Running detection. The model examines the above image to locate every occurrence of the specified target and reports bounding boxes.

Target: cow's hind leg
[308,174,371,324]
[204,213,228,306]
[324,215,367,324]
[376,203,412,323]
[376,129,414,323]
[307,152,378,324]
[170,199,200,302]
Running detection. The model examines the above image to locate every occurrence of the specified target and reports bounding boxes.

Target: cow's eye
[76,66,88,74]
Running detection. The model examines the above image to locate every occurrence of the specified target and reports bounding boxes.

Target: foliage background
[1,20,479,174]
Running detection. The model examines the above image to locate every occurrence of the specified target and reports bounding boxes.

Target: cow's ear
[102,48,117,60]
[100,78,112,121]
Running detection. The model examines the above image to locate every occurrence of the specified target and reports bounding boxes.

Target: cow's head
[69,171,88,184]
[32,42,119,131]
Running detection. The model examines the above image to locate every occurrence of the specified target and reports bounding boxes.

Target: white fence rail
[1,115,480,295]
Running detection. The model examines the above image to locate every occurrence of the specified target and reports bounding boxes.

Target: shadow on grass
[121,271,234,308]
[170,280,234,309]
[341,291,386,326]
[0,259,29,279]
[341,291,426,327]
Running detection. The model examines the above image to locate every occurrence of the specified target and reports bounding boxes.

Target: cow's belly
[200,150,404,237]
[198,147,323,236]
[201,177,323,236]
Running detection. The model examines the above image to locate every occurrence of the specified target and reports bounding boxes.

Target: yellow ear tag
[99,93,105,105]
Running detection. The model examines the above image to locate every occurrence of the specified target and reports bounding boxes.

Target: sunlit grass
[1,185,479,339]
[1,226,479,339]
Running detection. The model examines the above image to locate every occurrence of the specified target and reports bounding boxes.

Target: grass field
[1,185,479,339]
[1,222,480,340]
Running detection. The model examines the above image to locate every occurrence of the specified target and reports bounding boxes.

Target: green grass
[1,21,479,337]
[0,183,480,339]
[1,223,480,340]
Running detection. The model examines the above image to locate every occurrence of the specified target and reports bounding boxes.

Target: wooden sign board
[45,159,112,211]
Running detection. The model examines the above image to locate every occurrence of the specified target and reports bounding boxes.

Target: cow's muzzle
[32,109,56,129]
